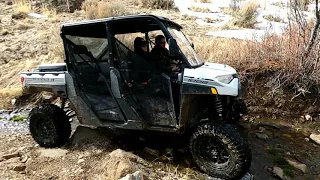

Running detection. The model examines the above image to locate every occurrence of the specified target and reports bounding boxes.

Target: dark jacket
[150,46,172,73]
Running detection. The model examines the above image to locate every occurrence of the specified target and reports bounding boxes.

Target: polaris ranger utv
[20,15,251,179]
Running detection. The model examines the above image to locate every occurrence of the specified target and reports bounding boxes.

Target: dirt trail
[0,111,319,179]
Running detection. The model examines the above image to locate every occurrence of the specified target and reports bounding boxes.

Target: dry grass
[12,0,31,13]
[0,88,23,108]
[82,0,130,19]
[263,14,284,23]
[230,1,260,28]
[40,5,58,19]
[136,0,175,10]
[47,24,65,63]
[189,6,211,13]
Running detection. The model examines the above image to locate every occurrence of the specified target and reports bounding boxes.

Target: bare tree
[304,0,320,57]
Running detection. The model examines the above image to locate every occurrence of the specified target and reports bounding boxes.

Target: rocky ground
[1,108,320,180]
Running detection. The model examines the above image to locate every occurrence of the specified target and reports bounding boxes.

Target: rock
[256,133,269,140]
[6,1,13,5]
[12,163,26,171]
[11,12,27,20]
[305,114,313,121]
[305,137,310,142]
[272,166,284,179]
[1,151,20,160]
[143,147,160,157]
[1,29,9,36]
[77,159,85,164]
[20,155,29,163]
[39,148,68,158]
[310,134,320,145]
[119,171,148,180]
[102,149,150,179]
[286,158,307,173]
[69,126,102,145]
[28,13,46,19]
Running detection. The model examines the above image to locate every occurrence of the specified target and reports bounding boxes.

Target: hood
[184,62,237,80]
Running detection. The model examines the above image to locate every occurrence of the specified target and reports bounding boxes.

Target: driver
[151,35,179,73]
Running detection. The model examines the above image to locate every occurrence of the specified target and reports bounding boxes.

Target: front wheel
[189,123,251,180]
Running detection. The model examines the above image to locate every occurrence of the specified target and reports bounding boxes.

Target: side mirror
[168,38,180,57]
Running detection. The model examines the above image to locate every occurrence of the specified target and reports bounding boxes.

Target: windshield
[168,28,204,67]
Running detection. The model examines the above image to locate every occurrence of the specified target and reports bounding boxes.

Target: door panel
[134,73,177,127]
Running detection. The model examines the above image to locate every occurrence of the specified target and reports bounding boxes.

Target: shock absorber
[214,95,223,121]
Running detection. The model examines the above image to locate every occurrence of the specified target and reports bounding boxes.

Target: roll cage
[60,15,194,68]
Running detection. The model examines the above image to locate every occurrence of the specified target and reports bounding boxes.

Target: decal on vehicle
[187,78,208,84]
[31,78,55,82]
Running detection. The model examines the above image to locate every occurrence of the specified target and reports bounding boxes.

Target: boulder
[310,134,320,145]
[272,166,284,179]
[119,171,149,180]
[102,149,150,179]
[256,133,269,140]
[286,158,307,173]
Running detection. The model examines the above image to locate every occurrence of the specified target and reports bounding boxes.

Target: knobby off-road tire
[28,104,71,147]
[190,123,251,180]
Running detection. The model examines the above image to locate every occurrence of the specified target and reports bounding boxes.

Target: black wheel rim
[194,136,231,168]
[33,114,57,145]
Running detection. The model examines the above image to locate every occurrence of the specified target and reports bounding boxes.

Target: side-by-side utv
[20,15,251,179]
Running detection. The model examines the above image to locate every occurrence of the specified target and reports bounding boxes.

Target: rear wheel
[189,123,251,180]
[28,104,71,147]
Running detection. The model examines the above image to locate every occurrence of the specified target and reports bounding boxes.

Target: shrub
[263,14,284,23]
[82,0,129,19]
[136,0,174,10]
[12,0,31,13]
[189,6,211,13]
[231,1,259,28]
[193,22,320,96]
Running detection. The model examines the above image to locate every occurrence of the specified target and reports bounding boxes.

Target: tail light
[20,77,24,84]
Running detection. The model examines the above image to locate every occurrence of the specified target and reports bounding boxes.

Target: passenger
[134,37,150,61]
[150,35,178,72]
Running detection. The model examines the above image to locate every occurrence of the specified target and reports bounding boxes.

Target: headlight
[216,74,235,84]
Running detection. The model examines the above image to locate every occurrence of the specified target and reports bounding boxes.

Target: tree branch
[304,0,320,58]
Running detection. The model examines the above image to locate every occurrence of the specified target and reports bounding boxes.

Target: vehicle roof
[60,14,182,38]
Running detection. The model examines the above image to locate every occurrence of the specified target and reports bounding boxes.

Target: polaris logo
[31,78,55,82]
[187,78,208,84]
